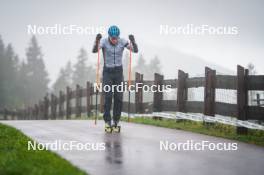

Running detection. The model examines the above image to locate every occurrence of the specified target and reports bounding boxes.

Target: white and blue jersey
[98,37,137,68]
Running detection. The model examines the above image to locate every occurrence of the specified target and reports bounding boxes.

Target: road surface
[1,120,264,175]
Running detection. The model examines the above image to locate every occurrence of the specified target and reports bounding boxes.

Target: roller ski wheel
[112,126,121,133]
[105,123,112,133]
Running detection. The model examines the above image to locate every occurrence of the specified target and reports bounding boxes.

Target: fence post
[177,70,188,112]
[50,94,54,119]
[153,73,164,112]
[66,86,71,119]
[30,107,33,119]
[75,84,82,118]
[11,110,15,120]
[204,67,216,116]
[22,109,24,120]
[59,91,64,119]
[91,86,93,114]
[32,105,35,120]
[26,108,29,120]
[4,108,7,120]
[100,92,105,113]
[51,93,57,120]
[237,65,248,134]
[16,109,20,120]
[86,81,91,117]
[25,107,29,120]
[135,72,144,113]
[256,94,260,106]
[25,108,28,120]
[27,107,31,120]
[38,101,43,119]
[34,104,39,120]
[17,109,21,120]
[44,95,49,120]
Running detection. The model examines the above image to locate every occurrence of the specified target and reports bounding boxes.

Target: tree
[23,36,49,106]
[4,44,19,107]
[133,54,147,75]
[53,61,73,95]
[0,36,7,108]
[0,37,21,108]
[72,48,95,87]
[17,60,30,107]
[147,56,162,79]
[133,54,162,80]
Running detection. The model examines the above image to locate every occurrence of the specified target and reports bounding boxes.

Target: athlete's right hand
[96,33,102,41]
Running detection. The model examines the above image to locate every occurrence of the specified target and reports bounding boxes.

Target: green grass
[121,117,264,146]
[0,123,87,175]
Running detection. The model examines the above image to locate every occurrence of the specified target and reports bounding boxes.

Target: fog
[1,0,263,85]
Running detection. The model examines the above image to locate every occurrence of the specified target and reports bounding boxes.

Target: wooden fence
[1,65,264,134]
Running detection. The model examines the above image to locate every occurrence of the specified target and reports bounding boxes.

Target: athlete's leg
[113,67,123,124]
[103,69,113,124]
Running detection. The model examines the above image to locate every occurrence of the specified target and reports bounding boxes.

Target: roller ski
[105,122,112,133]
[112,121,121,133]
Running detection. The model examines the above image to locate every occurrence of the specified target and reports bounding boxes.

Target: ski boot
[112,121,121,133]
[105,122,112,133]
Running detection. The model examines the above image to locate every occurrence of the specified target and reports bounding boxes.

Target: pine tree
[0,35,23,108]
[72,48,95,87]
[24,36,49,106]
[53,61,73,95]
[147,56,162,79]
[0,36,6,108]
[133,54,162,80]
[4,44,18,107]
[17,60,30,107]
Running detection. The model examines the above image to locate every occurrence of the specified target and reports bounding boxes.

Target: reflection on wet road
[1,120,264,175]
[104,134,123,165]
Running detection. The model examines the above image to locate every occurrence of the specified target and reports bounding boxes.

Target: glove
[128,34,135,43]
[96,33,102,41]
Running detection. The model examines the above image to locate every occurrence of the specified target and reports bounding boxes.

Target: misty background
[0,0,263,108]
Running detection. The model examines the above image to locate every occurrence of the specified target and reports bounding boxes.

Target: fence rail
[1,65,264,134]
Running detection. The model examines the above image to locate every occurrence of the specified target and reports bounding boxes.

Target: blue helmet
[108,25,120,38]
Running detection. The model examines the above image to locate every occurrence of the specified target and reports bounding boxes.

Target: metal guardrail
[121,112,264,131]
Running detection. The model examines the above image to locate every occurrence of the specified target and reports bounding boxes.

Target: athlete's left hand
[128,35,135,43]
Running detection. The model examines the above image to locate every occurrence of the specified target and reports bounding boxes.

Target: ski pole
[128,41,132,122]
[95,41,100,125]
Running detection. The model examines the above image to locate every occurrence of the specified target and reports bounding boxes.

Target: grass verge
[121,117,264,146]
[0,123,87,175]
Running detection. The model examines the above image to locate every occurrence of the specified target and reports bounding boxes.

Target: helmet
[108,25,120,38]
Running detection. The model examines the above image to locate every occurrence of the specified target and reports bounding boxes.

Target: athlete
[92,25,138,132]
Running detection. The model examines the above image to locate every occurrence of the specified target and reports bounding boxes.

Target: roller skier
[92,25,138,133]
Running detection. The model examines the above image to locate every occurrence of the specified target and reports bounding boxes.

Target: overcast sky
[0,0,263,85]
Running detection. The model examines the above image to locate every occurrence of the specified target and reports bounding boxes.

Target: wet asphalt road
[1,120,264,175]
